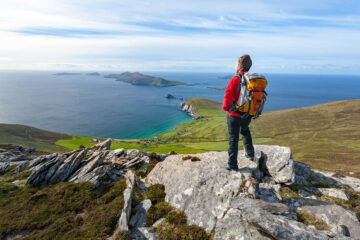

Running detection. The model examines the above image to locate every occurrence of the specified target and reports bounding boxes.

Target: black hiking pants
[227,114,254,168]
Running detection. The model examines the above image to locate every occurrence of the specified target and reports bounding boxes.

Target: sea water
[0,71,359,139]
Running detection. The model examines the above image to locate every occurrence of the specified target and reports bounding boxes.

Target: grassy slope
[0,166,127,239]
[1,98,359,175]
[0,124,71,153]
[157,98,360,175]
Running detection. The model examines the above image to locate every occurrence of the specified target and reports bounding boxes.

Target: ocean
[0,71,359,139]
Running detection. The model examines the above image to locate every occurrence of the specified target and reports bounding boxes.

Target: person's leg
[227,114,241,169]
[240,116,254,158]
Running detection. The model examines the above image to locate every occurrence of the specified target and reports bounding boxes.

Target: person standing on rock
[223,55,255,171]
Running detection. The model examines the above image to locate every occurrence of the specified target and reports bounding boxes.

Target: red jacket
[222,71,248,117]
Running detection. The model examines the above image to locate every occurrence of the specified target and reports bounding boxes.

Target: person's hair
[236,54,252,72]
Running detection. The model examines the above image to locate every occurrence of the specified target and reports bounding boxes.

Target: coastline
[179,101,204,120]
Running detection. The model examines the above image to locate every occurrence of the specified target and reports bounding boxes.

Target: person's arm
[222,77,237,111]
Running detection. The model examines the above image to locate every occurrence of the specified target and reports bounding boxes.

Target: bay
[0,70,359,139]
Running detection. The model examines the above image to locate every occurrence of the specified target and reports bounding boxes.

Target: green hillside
[1,98,359,176]
[0,124,71,153]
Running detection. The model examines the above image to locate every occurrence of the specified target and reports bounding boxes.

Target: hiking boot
[224,164,239,171]
[244,153,255,161]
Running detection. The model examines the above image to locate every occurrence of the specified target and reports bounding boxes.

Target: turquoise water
[0,71,359,139]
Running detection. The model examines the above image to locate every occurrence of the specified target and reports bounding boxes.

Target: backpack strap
[236,73,245,93]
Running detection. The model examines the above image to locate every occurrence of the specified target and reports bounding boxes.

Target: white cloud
[0,0,359,73]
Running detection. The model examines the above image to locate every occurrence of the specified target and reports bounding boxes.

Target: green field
[1,98,360,176]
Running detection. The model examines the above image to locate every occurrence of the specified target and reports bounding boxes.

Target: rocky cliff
[1,140,360,239]
[179,101,203,120]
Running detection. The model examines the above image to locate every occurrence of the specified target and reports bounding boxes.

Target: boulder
[255,145,295,184]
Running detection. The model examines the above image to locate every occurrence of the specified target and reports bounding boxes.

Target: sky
[0,0,359,73]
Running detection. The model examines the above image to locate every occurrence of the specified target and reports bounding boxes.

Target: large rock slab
[311,170,360,192]
[147,151,258,232]
[225,197,347,240]
[69,151,109,182]
[283,197,360,238]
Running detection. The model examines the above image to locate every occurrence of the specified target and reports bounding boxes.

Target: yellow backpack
[231,73,267,119]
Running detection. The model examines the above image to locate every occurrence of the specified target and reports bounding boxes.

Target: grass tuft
[146,201,173,227]
[165,210,187,225]
[146,184,166,205]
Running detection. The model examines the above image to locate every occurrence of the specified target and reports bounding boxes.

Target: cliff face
[179,101,203,120]
[2,140,360,239]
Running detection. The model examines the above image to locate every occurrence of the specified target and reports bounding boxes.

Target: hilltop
[1,139,360,239]
[104,72,191,87]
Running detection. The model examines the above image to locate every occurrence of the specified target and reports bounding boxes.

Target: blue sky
[0,0,359,73]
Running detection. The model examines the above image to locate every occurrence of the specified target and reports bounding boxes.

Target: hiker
[223,55,255,171]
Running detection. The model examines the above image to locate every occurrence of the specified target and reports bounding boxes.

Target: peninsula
[104,72,191,87]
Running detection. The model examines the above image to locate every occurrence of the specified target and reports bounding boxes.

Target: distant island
[104,72,191,87]
[207,86,226,90]
[165,94,183,100]
[86,72,101,76]
[53,72,81,76]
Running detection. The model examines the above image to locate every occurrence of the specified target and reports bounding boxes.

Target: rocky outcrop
[112,171,137,235]
[0,161,10,174]
[5,140,360,239]
[179,101,203,120]
[0,145,37,172]
[148,146,360,239]
[13,139,154,188]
